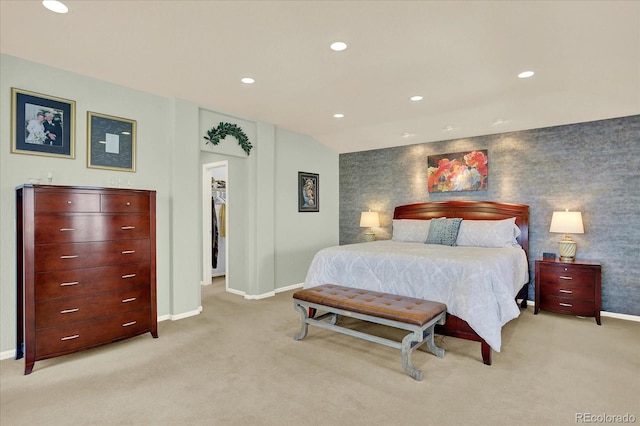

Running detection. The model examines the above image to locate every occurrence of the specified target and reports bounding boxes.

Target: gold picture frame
[11,88,76,159]
[87,111,137,172]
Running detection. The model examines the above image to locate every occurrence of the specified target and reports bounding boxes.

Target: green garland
[204,122,253,156]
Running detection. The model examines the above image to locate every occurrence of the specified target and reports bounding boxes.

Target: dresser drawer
[35,263,150,300]
[539,280,594,300]
[539,266,596,286]
[101,194,150,213]
[36,286,150,329]
[35,239,151,272]
[540,294,597,317]
[35,308,152,359]
[35,214,150,243]
[35,192,101,213]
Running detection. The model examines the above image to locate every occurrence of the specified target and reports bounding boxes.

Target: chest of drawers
[16,185,157,374]
[534,259,601,325]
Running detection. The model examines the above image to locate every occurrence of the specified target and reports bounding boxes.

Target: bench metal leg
[293,302,309,340]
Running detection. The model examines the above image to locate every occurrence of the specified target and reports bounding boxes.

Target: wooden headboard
[393,200,530,259]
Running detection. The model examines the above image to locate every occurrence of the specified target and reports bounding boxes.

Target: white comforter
[304,240,529,352]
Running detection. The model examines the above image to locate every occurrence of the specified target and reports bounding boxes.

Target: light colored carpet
[1,279,638,426]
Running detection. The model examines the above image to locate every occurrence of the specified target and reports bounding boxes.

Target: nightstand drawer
[539,280,594,300]
[540,295,597,317]
[539,267,596,286]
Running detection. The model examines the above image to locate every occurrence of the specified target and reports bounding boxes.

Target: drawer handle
[122,298,136,303]
[559,276,573,280]
[559,303,573,307]
[121,250,136,254]
[126,202,131,206]
[122,274,136,279]
[59,228,76,232]
[122,321,137,327]
[60,308,79,314]
[66,200,72,204]
[559,289,572,294]
[60,281,79,287]
[61,334,79,341]
[121,226,136,230]
[60,255,79,259]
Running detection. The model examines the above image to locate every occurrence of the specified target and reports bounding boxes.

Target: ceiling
[1,1,638,154]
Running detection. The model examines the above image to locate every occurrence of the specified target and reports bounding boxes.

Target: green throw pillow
[425,218,463,246]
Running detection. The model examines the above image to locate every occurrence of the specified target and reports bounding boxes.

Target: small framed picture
[11,88,76,159]
[298,171,319,212]
[87,111,137,172]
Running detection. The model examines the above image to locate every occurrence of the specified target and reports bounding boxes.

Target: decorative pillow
[392,219,431,242]
[455,217,520,248]
[425,218,463,246]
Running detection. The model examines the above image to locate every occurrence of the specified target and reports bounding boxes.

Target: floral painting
[427,150,488,192]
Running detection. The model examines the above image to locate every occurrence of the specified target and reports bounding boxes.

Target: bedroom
[0,1,638,423]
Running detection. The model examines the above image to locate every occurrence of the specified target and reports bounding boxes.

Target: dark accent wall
[339,115,640,316]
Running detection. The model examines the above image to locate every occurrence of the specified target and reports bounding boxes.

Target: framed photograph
[11,88,76,158]
[87,111,136,172]
[298,171,319,212]
[427,149,488,192]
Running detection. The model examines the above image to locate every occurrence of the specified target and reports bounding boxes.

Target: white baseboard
[276,282,304,293]
[526,301,640,322]
[1,349,16,360]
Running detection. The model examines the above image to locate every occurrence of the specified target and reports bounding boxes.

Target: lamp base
[558,237,577,262]
[364,232,375,242]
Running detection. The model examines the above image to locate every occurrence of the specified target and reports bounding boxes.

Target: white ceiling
[1,0,638,154]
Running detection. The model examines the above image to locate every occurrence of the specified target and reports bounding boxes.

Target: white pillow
[455,218,520,248]
[392,219,431,242]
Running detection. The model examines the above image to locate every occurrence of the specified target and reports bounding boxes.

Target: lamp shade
[360,211,380,228]
[549,211,584,234]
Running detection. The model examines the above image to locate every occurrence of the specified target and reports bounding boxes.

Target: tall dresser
[16,185,157,374]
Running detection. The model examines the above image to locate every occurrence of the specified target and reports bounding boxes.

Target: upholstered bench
[292,284,447,381]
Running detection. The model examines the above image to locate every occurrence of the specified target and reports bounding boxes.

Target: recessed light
[330,42,348,52]
[410,95,423,101]
[401,132,415,138]
[241,77,255,84]
[333,113,345,118]
[518,70,535,79]
[443,125,454,131]
[42,1,68,13]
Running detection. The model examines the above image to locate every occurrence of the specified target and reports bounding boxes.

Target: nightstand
[534,259,602,325]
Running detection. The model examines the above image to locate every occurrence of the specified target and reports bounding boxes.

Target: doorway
[202,161,228,291]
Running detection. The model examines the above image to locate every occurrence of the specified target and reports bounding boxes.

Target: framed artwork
[10,88,76,158]
[87,111,137,172]
[298,171,319,212]
[427,149,488,192]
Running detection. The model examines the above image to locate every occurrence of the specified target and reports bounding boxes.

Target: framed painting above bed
[427,149,488,192]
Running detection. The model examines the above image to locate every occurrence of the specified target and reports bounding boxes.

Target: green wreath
[204,122,253,156]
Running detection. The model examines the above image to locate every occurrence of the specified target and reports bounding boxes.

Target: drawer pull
[61,334,79,341]
[126,202,131,206]
[559,289,572,294]
[559,276,573,280]
[121,226,136,230]
[60,255,79,259]
[59,228,76,232]
[60,308,79,314]
[66,200,72,204]
[122,274,136,279]
[60,281,79,287]
[121,250,136,254]
[122,298,136,303]
[122,321,137,327]
[559,303,573,307]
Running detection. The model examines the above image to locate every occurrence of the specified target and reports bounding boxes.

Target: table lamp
[549,210,584,261]
[360,211,380,242]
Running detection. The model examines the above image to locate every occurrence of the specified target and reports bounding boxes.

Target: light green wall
[0,54,339,356]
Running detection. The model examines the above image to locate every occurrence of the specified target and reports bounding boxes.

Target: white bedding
[303,240,529,352]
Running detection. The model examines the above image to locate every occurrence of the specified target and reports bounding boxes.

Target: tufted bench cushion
[293,284,446,327]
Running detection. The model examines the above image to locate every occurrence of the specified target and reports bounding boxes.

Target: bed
[303,200,530,365]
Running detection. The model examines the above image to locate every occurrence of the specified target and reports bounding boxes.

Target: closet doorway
[202,161,228,291]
